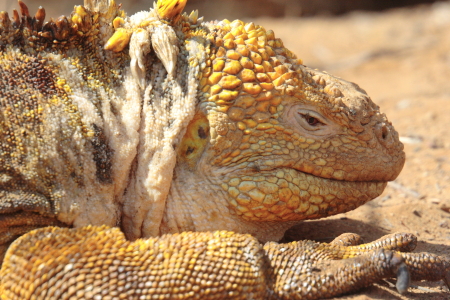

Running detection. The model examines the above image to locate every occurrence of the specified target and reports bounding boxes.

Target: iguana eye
[285,104,337,137]
[303,114,321,126]
[296,111,326,130]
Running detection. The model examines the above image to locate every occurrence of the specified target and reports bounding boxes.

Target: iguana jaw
[222,166,387,220]
[163,160,387,242]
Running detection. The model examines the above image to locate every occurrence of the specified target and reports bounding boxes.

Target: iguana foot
[331,232,450,285]
[265,232,449,299]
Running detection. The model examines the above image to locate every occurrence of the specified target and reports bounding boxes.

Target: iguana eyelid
[295,109,327,131]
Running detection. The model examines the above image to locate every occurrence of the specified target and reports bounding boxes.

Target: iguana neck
[161,164,297,243]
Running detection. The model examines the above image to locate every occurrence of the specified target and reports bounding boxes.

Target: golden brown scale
[0,0,449,299]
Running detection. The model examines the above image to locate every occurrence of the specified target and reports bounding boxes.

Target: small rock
[429,138,443,149]
[441,204,450,213]
[439,199,450,213]
[379,195,391,202]
[439,220,449,228]
[396,99,411,110]
[399,136,422,144]
[428,198,441,205]
[412,209,422,217]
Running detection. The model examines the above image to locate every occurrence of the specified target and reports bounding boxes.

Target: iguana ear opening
[178,111,210,170]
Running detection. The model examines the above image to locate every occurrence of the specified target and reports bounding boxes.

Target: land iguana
[0,0,448,299]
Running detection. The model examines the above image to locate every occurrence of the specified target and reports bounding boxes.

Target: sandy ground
[1,0,450,299]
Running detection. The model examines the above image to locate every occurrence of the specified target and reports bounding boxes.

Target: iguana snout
[284,66,406,182]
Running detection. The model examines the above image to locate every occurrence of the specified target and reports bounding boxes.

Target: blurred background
[0,0,449,18]
[1,1,449,298]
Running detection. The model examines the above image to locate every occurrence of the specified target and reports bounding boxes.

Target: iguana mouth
[244,153,405,182]
[291,167,389,184]
[224,167,386,222]
[244,160,391,183]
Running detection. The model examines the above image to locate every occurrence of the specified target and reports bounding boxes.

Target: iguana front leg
[1,226,448,299]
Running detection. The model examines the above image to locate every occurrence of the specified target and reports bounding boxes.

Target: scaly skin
[0,0,448,299]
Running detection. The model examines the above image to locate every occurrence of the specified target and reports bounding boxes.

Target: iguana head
[168,12,405,240]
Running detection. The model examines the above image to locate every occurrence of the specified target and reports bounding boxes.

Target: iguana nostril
[381,124,389,140]
[376,122,394,147]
